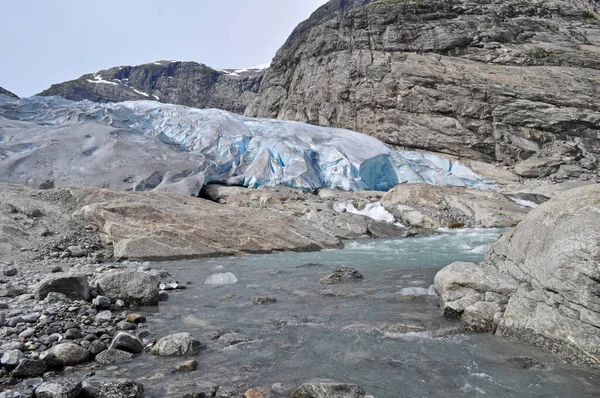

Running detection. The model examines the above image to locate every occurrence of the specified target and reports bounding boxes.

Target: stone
[35,379,82,398]
[245,387,276,398]
[18,327,35,339]
[0,284,26,298]
[381,184,529,229]
[95,379,144,398]
[94,349,134,365]
[64,328,82,340]
[92,295,111,310]
[109,333,144,354]
[320,267,363,285]
[514,156,564,178]
[151,332,201,356]
[45,343,90,366]
[126,313,146,324]
[95,271,159,306]
[435,184,600,368]
[65,245,86,258]
[12,358,47,378]
[3,266,17,277]
[434,262,518,318]
[291,379,366,398]
[88,340,108,356]
[34,274,90,301]
[175,359,198,371]
[39,352,64,370]
[251,297,277,305]
[1,349,24,367]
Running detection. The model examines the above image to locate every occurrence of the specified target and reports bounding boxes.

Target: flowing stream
[98,229,600,397]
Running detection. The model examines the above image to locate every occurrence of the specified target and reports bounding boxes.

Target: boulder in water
[435,184,600,367]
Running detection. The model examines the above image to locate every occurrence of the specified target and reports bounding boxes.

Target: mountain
[37,61,267,114]
[0,86,18,98]
[247,0,600,170]
[0,96,492,196]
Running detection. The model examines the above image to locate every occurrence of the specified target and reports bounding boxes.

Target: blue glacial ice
[0,95,495,192]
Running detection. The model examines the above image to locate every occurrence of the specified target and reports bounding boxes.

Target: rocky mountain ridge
[0,86,18,98]
[247,0,600,173]
[38,61,267,115]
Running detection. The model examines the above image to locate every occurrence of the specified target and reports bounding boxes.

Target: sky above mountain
[0,0,329,97]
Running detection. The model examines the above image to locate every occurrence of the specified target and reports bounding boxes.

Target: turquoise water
[98,229,600,397]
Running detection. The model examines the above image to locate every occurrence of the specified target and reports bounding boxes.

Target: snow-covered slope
[0,95,494,195]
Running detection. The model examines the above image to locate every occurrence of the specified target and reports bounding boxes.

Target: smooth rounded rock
[45,343,90,366]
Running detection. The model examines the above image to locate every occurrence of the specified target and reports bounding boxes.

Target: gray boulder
[34,273,90,301]
[96,271,159,306]
[291,379,366,398]
[34,379,82,398]
[151,332,201,357]
[12,358,47,378]
[1,349,24,368]
[44,342,90,366]
[109,333,143,354]
[382,184,529,229]
[319,267,363,285]
[94,379,144,398]
[94,349,134,365]
[435,184,600,367]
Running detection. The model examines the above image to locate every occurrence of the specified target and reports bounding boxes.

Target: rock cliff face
[0,86,18,98]
[435,184,600,367]
[247,0,600,171]
[38,61,266,114]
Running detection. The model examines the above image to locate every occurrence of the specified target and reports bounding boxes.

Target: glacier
[0,95,494,194]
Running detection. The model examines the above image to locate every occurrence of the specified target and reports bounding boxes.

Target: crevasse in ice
[0,95,495,191]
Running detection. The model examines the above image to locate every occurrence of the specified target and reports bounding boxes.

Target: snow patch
[86,75,118,86]
[152,95,160,101]
[333,201,395,223]
[511,198,538,208]
[132,88,150,98]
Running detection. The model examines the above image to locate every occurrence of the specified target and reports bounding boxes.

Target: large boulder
[96,271,159,306]
[35,379,82,398]
[44,343,90,366]
[73,188,342,260]
[34,273,91,301]
[151,333,201,357]
[435,184,600,367]
[382,184,529,229]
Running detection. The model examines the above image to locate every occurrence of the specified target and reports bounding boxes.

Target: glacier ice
[0,95,495,193]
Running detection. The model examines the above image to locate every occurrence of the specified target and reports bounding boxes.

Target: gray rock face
[151,332,201,357]
[0,87,18,99]
[45,342,90,366]
[381,184,529,229]
[95,271,159,306]
[435,184,600,367]
[34,273,91,301]
[291,379,366,398]
[38,61,265,115]
[248,0,600,170]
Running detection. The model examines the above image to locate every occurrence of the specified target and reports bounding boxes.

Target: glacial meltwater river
[99,229,600,397]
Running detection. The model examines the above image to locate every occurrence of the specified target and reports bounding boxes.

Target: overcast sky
[0,0,329,97]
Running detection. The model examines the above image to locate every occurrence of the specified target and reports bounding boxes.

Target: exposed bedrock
[435,184,600,367]
[0,183,342,262]
[248,0,600,172]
